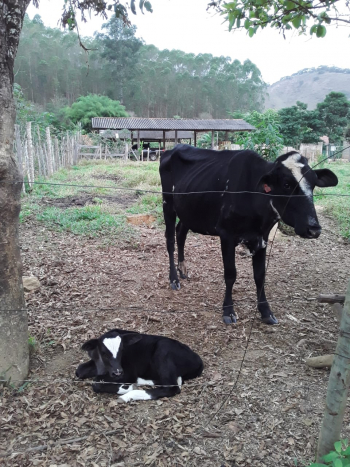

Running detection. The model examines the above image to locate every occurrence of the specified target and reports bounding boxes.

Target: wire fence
[1,144,349,461]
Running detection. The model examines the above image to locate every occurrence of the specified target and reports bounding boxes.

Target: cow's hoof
[261,314,279,325]
[179,271,187,279]
[170,281,180,291]
[223,314,237,324]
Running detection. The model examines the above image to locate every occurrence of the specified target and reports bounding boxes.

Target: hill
[265,66,350,110]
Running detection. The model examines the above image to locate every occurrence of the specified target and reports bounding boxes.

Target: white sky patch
[281,154,312,197]
[103,336,121,358]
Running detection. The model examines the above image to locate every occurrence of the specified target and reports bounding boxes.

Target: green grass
[314,162,350,239]
[36,205,135,238]
[21,160,163,240]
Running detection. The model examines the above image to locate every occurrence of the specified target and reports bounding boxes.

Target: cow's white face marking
[177,377,182,388]
[103,336,121,359]
[136,378,155,386]
[281,153,312,197]
[119,390,152,402]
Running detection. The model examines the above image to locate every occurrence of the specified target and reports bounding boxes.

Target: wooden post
[26,122,34,186]
[147,147,150,162]
[175,130,178,146]
[211,130,214,149]
[124,142,128,161]
[194,131,197,147]
[46,127,53,175]
[163,131,165,152]
[317,279,350,461]
[137,131,140,161]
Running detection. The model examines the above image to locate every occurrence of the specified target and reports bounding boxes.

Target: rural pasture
[1,160,350,466]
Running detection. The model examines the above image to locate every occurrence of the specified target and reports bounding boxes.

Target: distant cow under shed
[160,144,338,325]
[76,329,203,402]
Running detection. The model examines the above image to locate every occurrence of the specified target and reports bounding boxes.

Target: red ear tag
[264,184,271,193]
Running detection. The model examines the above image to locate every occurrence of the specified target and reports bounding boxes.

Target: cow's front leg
[220,236,237,324]
[252,248,278,325]
[163,200,180,290]
[176,221,189,279]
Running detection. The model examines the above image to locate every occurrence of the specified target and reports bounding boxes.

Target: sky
[26,0,350,85]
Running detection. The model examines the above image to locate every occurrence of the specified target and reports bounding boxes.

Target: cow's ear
[314,169,338,187]
[123,334,142,346]
[81,339,99,352]
[258,174,273,193]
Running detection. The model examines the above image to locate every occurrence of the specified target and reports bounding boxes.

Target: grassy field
[20,160,162,243]
[20,159,350,241]
[314,162,350,239]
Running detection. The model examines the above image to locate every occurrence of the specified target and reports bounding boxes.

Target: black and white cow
[160,145,338,325]
[76,329,203,402]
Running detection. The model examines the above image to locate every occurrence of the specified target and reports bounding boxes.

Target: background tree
[0,0,152,387]
[61,94,128,131]
[231,109,284,160]
[210,0,350,37]
[316,92,350,143]
[278,101,324,148]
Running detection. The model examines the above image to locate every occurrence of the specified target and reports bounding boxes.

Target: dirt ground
[1,207,350,467]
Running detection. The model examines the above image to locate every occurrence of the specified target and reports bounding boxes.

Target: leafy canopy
[316,92,350,142]
[210,0,350,38]
[61,94,128,131]
[230,109,284,160]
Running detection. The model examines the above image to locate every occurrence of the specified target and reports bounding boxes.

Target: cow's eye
[284,182,291,190]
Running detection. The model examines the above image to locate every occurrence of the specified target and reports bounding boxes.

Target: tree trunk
[0,1,31,386]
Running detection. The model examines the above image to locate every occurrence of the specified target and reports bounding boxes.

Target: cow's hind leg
[163,198,180,290]
[252,248,278,325]
[220,236,237,324]
[176,221,189,279]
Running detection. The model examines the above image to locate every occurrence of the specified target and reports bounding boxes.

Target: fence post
[124,142,128,161]
[26,122,34,187]
[317,279,350,461]
[46,127,53,175]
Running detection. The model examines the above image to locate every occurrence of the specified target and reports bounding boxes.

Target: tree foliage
[278,101,324,147]
[316,92,350,142]
[15,15,267,118]
[231,109,284,160]
[61,94,128,131]
[210,0,350,37]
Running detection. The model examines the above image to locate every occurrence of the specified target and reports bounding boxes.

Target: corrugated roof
[99,130,193,140]
[92,117,255,132]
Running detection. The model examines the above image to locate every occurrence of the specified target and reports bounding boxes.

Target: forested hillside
[266,67,350,110]
[15,15,266,118]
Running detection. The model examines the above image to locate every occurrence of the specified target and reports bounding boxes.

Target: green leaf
[285,0,296,10]
[316,24,327,37]
[292,15,302,29]
[244,18,251,29]
[323,452,339,462]
[335,441,343,454]
[342,447,350,456]
[333,459,343,467]
[248,27,256,37]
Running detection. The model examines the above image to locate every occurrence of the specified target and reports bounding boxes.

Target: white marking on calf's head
[281,153,312,197]
[103,336,121,359]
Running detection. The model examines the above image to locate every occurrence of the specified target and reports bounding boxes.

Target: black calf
[76,329,203,402]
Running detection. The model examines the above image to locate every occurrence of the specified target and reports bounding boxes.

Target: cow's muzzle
[111,369,123,377]
[306,227,321,239]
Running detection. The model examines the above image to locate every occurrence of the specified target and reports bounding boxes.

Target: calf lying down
[76,329,203,402]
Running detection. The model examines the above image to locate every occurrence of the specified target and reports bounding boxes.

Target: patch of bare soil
[1,213,350,466]
[40,192,138,209]
[92,174,123,183]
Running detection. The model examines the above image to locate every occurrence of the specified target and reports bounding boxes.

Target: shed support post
[211,130,214,150]
[317,279,350,461]
[194,131,197,147]
[175,130,178,146]
[163,131,166,152]
[137,131,141,161]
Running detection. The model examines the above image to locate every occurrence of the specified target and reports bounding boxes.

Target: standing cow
[160,145,338,325]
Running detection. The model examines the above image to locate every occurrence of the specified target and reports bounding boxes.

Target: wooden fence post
[317,279,350,461]
[26,122,34,187]
[46,127,53,176]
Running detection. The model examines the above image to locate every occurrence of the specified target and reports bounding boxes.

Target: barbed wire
[2,179,350,198]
